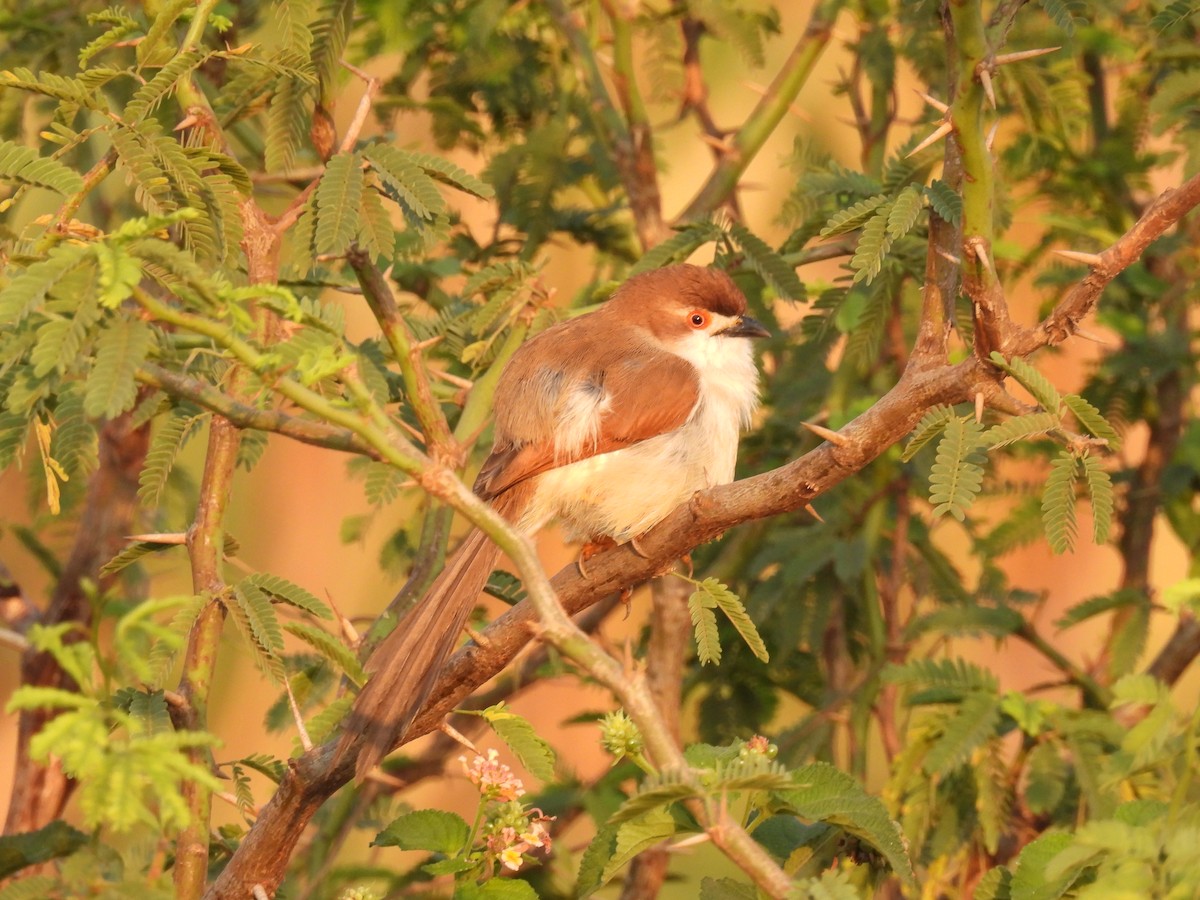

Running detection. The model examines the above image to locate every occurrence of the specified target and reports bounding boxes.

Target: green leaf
[1041,452,1078,554]
[885,184,924,240]
[902,405,955,461]
[243,572,332,619]
[929,416,986,521]
[1061,394,1120,449]
[989,353,1062,413]
[457,879,539,899]
[125,50,206,122]
[849,206,894,285]
[609,774,699,825]
[1011,831,1083,900]
[314,152,364,254]
[695,577,769,663]
[924,692,1001,776]
[0,139,84,195]
[363,144,448,220]
[688,585,722,665]
[356,186,395,260]
[283,622,365,686]
[0,820,89,879]
[0,244,90,325]
[1080,454,1113,545]
[925,179,962,225]
[401,148,493,200]
[265,77,311,174]
[478,703,557,782]
[576,821,619,897]
[983,412,1061,449]
[138,407,201,507]
[630,221,723,275]
[84,319,155,420]
[373,809,470,853]
[727,222,805,301]
[776,763,914,887]
[699,877,756,900]
[601,807,678,885]
[1025,741,1068,815]
[227,584,285,682]
[819,193,889,237]
[100,540,180,576]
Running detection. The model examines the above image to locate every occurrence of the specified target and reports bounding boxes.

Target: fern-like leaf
[925,179,962,225]
[314,152,364,255]
[84,319,155,419]
[227,584,285,682]
[363,144,447,221]
[0,67,107,110]
[283,622,365,686]
[849,206,894,285]
[0,139,84,195]
[728,222,805,301]
[125,50,206,122]
[1041,451,1079,554]
[902,405,955,461]
[819,193,889,237]
[265,77,311,174]
[310,0,354,96]
[356,186,395,261]
[989,352,1062,413]
[928,416,986,521]
[695,577,769,663]
[885,184,924,240]
[243,572,332,619]
[1062,393,1120,449]
[1080,454,1113,545]
[401,149,493,199]
[982,411,1061,449]
[138,407,201,507]
[924,692,1001,776]
[688,587,722,666]
[0,245,91,325]
[630,221,723,275]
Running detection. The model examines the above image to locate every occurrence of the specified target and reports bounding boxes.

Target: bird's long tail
[337,492,525,782]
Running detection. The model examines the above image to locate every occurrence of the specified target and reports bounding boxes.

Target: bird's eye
[688,310,708,329]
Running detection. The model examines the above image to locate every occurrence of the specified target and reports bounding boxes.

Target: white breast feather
[524,332,759,542]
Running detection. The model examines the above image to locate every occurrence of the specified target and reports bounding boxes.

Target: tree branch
[677,0,837,223]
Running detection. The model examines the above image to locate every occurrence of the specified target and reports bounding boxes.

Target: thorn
[915,90,950,114]
[1054,249,1104,268]
[803,503,825,523]
[802,421,849,447]
[975,391,985,423]
[126,532,187,544]
[977,66,997,109]
[907,120,953,157]
[936,248,961,266]
[986,121,1000,152]
[174,113,200,132]
[1073,328,1112,346]
[994,46,1061,66]
[968,237,995,277]
[284,677,312,751]
[438,721,478,752]
[253,885,271,900]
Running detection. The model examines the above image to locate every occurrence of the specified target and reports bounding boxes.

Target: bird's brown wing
[474,345,700,501]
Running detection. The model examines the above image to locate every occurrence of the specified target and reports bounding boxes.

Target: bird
[340,264,769,780]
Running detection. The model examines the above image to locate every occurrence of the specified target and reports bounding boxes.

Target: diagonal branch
[676,0,837,223]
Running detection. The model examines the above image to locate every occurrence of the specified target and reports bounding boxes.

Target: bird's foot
[576,535,618,579]
[627,532,652,558]
[619,586,634,619]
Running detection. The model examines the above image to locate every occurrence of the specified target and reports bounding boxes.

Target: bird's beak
[719,315,771,339]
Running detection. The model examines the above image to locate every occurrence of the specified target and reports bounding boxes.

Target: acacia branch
[1006,169,1200,355]
[135,363,379,458]
[677,0,837,223]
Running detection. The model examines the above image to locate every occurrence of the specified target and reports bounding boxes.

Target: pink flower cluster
[459,749,526,802]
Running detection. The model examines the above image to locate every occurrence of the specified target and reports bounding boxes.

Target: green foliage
[2,0,1198,896]
[928,416,986,521]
